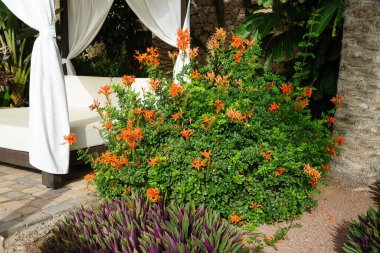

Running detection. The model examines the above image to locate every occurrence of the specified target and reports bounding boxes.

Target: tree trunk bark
[332,0,380,185]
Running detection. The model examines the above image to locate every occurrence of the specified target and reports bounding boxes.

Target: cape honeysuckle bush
[80,28,345,225]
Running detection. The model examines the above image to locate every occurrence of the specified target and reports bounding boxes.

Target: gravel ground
[258,179,378,253]
[3,179,378,253]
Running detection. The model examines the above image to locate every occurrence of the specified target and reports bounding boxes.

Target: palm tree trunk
[332,0,380,185]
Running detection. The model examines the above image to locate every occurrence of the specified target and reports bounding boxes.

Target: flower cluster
[82,28,341,225]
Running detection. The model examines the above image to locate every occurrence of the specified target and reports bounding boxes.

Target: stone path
[0,163,94,239]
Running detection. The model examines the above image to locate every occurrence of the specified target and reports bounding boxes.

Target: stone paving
[0,162,95,238]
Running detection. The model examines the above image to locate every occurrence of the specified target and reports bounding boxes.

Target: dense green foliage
[342,207,380,253]
[0,2,35,107]
[83,29,342,225]
[40,195,244,253]
[237,0,345,106]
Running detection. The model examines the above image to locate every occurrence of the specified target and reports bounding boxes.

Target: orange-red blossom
[122,75,135,86]
[230,211,244,224]
[117,121,143,150]
[146,188,160,202]
[180,129,194,140]
[304,164,321,186]
[177,28,191,51]
[98,85,112,96]
[63,133,77,145]
[169,83,185,97]
[213,99,225,114]
[269,102,280,112]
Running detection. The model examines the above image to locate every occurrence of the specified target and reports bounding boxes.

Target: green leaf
[265,30,301,62]
[236,13,280,39]
[311,0,339,36]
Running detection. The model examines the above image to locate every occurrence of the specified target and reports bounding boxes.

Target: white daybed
[0,76,148,187]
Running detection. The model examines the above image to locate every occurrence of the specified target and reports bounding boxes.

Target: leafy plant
[237,0,345,103]
[0,1,34,107]
[342,207,380,253]
[40,194,244,253]
[82,28,344,225]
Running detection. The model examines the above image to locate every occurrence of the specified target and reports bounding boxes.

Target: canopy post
[60,0,69,74]
[181,0,189,29]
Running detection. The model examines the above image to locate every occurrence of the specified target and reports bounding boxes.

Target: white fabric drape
[125,0,190,77]
[2,0,70,174]
[62,0,113,75]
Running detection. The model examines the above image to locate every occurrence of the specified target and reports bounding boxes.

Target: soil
[7,179,378,253]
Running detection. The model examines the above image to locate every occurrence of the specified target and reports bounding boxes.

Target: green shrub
[342,207,380,253]
[40,194,244,253]
[82,28,343,224]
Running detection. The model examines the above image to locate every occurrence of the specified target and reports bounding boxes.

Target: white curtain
[2,0,70,174]
[62,0,114,75]
[125,0,190,77]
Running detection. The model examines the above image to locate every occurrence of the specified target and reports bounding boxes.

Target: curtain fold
[2,0,70,174]
[125,0,190,77]
[63,0,113,75]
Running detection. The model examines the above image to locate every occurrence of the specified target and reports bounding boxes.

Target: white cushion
[0,76,150,152]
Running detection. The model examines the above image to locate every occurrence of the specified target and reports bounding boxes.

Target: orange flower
[168,51,178,61]
[275,167,285,176]
[215,28,227,41]
[169,83,184,97]
[146,188,160,202]
[321,164,332,172]
[203,116,215,125]
[330,94,344,105]
[200,150,212,160]
[148,156,161,167]
[177,28,191,51]
[206,71,215,82]
[89,99,100,111]
[63,133,77,145]
[262,152,272,160]
[226,109,245,121]
[294,100,309,110]
[191,158,207,170]
[269,102,280,112]
[250,203,262,209]
[234,53,242,63]
[84,173,95,181]
[304,164,321,185]
[102,121,113,130]
[304,87,313,98]
[231,35,244,49]
[118,121,143,150]
[327,116,335,125]
[326,146,336,156]
[275,171,281,177]
[148,79,161,92]
[334,136,345,145]
[266,82,274,91]
[180,129,194,140]
[280,84,293,96]
[191,69,202,80]
[122,75,135,86]
[207,36,220,51]
[189,47,199,59]
[328,215,334,223]
[230,211,244,224]
[134,47,160,67]
[143,110,155,122]
[213,99,225,114]
[215,75,230,86]
[116,156,129,169]
[171,111,183,121]
[98,85,112,96]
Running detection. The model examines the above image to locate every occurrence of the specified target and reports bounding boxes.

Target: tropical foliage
[342,207,380,253]
[80,28,343,225]
[237,0,345,105]
[40,194,244,253]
